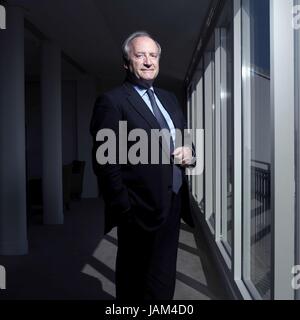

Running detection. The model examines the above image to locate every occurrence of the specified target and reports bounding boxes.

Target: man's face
[125,36,160,82]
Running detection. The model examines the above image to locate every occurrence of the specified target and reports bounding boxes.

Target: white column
[41,41,63,225]
[0,6,28,255]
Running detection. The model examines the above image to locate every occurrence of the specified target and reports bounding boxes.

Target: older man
[90,31,195,300]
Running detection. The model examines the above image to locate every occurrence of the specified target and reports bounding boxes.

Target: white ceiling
[11,0,212,89]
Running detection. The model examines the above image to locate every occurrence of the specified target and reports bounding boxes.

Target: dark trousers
[115,190,182,301]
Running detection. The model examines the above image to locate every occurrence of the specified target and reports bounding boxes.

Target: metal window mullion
[196,75,204,206]
[215,28,222,243]
[187,94,191,185]
[233,0,243,284]
[191,89,195,194]
[221,27,229,245]
[204,52,214,232]
[192,89,197,198]
[227,0,253,300]
[295,0,300,301]
[241,0,252,284]
[270,0,295,300]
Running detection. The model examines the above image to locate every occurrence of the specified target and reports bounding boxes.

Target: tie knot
[146,88,155,98]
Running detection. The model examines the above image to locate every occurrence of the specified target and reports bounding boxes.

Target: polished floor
[0,198,229,300]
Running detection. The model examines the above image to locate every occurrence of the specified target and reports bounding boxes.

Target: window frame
[270,0,295,300]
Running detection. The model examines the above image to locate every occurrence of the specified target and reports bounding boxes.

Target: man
[90,31,195,300]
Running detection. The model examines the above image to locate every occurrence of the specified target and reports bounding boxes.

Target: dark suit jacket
[90,82,195,234]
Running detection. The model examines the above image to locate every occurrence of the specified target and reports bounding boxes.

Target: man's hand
[173,146,194,168]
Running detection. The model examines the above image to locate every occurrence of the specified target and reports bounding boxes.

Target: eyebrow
[135,51,158,55]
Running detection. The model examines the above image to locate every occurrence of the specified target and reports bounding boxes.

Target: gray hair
[122,31,161,65]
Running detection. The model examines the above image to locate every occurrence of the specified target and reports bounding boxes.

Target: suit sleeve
[90,94,131,215]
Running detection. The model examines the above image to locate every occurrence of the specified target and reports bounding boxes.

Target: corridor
[1,0,300,300]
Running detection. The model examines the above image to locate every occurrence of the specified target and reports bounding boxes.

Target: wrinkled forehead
[129,36,159,54]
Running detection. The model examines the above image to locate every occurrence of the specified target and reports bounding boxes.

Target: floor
[0,198,229,300]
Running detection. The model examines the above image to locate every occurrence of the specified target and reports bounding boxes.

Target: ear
[124,63,129,70]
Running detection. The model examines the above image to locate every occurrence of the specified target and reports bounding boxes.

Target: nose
[143,55,152,67]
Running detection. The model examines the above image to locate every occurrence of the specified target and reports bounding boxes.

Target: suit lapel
[123,82,161,130]
[123,82,182,131]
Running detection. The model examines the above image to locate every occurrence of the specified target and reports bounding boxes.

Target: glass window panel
[204,48,216,233]
[195,74,204,214]
[242,0,271,300]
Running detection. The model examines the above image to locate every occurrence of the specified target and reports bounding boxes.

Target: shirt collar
[133,85,154,97]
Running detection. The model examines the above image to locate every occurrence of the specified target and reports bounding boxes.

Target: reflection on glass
[204,45,216,233]
[216,1,234,254]
[242,0,271,299]
[225,21,234,251]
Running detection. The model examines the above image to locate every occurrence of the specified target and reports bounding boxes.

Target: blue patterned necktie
[146,89,182,194]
